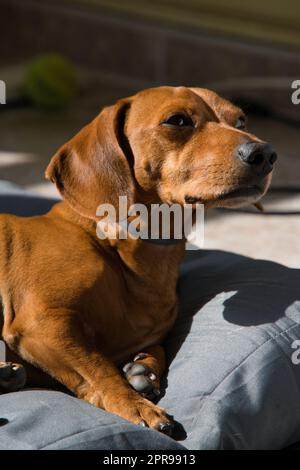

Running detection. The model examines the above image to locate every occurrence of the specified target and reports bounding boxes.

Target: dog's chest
[89,286,178,364]
[84,241,184,364]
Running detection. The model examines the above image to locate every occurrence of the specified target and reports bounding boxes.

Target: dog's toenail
[133,353,148,362]
[149,373,156,381]
[158,422,174,436]
[139,420,147,427]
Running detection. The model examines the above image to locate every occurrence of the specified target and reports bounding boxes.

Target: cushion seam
[211,322,300,395]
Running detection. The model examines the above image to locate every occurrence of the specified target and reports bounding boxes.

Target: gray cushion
[159,250,300,449]
[1,181,300,449]
[0,390,184,450]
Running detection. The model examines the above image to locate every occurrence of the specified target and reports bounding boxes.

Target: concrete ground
[0,84,299,268]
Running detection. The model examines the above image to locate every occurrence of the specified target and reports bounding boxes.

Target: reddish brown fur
[0,87,272,430]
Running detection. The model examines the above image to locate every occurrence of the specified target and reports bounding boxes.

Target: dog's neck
[115,236,185,295]
[50,201,186,299]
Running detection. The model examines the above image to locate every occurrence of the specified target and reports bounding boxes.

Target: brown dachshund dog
[0,86,276,435]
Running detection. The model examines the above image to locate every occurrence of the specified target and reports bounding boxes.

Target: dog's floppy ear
[45,98,134,219]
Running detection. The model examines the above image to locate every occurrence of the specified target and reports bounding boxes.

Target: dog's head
[46,86,277,219]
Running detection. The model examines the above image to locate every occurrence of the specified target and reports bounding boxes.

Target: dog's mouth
[183,173,272,208]
[218,184,263,201]
[210,178,271,209]
[184,185,263,207]
[213,180,270,209]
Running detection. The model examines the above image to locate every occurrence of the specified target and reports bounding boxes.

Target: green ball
[24,54,78,109]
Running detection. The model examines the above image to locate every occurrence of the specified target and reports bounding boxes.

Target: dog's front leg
[12,311,174,435]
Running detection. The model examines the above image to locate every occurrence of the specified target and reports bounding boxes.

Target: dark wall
[1,0,300,118]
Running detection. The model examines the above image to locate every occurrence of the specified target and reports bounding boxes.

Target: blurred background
[0,0,300,265]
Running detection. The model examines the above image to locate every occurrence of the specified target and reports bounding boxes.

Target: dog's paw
[0,362,26,393]
[134,401,174,436]
[105,392,174,436]
[123,354,160,401]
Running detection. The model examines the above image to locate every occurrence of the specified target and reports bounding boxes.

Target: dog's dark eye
[235,116,246,130]
[162,114,194,128]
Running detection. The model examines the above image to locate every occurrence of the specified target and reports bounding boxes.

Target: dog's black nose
[237,142,277,175]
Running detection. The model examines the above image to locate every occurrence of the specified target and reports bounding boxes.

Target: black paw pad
[123,361,159,399]
[0,362,26,393]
